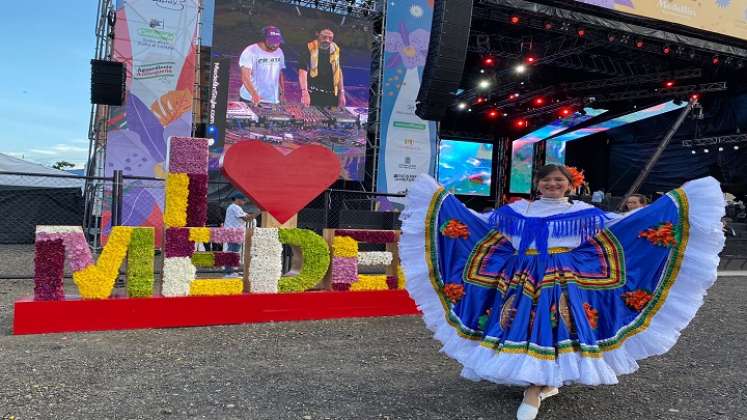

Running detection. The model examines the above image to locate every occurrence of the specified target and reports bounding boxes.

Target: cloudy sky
[0,2,97,168]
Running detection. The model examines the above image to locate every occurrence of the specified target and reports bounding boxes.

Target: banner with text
[103,0,199,244]
[376,0,438,209]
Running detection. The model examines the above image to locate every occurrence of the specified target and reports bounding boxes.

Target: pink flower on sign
[385,23,430,69]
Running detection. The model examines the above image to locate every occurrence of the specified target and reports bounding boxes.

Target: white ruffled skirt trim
[399,175,725,387]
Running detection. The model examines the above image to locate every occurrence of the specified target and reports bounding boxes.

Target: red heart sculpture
[222,141,341,223]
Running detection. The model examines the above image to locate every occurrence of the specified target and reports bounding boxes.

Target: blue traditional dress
[400,175,725,387]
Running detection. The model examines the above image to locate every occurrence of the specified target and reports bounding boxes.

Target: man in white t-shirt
[239,26,286,105]
[223,194,256,275]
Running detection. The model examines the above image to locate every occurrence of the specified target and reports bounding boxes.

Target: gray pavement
[0,277,744,419]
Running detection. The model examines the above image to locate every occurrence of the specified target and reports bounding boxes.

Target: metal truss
[590,82,727,103]
[682,134,747,147]
[250,0,379,18]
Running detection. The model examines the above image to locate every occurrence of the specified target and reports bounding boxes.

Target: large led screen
[437,140,493,196]
[509,108,606,194]
[212,0,374,180]
[550,101,686,143]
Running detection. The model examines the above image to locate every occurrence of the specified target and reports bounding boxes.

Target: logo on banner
[152,0,186,11]
[149,18,165,29]
[134,62,176,80]
[137,27,176,42]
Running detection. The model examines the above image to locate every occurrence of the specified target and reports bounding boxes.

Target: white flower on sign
[358,251,393,267]
[162,257,195,297]
[248,228,282,293]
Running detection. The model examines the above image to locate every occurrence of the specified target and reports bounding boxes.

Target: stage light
[691,150,696,155]
[525,56,537,64]
[480,69,485,74]
[515,119,527,128]
[510,15,520,24]
[488,110,498,118]
[478,79,491,89]
[207,125,216,134]
[476,97,486,104]
[534,97,545,106]
[483,57,494,66]
[735,145,740,150]
[514,64,527,74]
[577,28,586,37]
[635,40,645,48]
[703,148,709,153]
[457,102,467,110]
[690,93,700,101]
[664,80,675,88]
[560,108,572,116]
[663,46,671,55]
[712,55,720,65]
[508,93,520,100]
[503,113,508,117]
[467,108,472,112]
[544,22,553,30]
[718,146,724,152]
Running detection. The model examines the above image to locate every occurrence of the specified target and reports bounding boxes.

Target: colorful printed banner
[103,0,199,243]
[575,0,747,41]
[376,0,438,208]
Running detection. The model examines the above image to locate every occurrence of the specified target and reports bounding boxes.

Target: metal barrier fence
[0,170,405,278]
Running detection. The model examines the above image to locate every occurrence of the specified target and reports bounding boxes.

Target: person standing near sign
[298,27,346,108]
[223,194,256,276]
[239,26,286,106]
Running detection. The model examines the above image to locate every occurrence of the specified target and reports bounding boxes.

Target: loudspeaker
[91,59,126,105]
[415,0,473,121]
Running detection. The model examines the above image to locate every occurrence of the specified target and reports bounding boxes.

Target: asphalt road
[0,277,744,419]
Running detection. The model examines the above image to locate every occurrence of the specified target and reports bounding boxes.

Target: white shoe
[516,387,559,420]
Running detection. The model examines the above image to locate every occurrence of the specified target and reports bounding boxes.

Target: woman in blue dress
[399,164,725,420]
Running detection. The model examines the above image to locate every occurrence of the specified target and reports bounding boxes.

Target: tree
[52,161,76,170]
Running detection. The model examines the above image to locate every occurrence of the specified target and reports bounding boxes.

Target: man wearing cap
[298,27,346,108]
[239,26,286,105]
[223,194,256,276]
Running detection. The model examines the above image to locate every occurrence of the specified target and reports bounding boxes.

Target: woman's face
[625,196,644,210]
[537,169,571,199]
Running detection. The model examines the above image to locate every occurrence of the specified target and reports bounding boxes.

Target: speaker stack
[415,0,474,121]
[90,59,126,106]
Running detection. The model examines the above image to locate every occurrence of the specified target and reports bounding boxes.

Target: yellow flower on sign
[332,236,358,258]
[189,227,211,243]
[397,265,406,289]
[351,275,389,291]
[189,279,244,296]
[72,227,133,299]
[164,172,189,227]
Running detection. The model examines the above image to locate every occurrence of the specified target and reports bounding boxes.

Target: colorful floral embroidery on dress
[622,289,653,311]
[440,219,469,239]
[583,302,599,329]
[639,222,677,247]
[443,283,465,303]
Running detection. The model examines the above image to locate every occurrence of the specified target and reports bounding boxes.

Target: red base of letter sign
[13,290,419,335]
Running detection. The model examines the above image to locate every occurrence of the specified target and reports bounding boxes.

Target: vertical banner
[376,0,438,208]
[103,0,199,244]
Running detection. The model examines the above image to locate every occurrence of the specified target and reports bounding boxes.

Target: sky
[0,2,98,168]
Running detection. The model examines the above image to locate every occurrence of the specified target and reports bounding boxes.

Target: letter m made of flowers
[34,225,154,300]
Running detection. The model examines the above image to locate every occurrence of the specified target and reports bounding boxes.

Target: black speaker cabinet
[415,0,473,121]
[91,59,126,106]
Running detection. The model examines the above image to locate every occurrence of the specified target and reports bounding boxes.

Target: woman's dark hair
[534,164,575,198]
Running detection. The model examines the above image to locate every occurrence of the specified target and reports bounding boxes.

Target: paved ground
[0,277,745,420]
